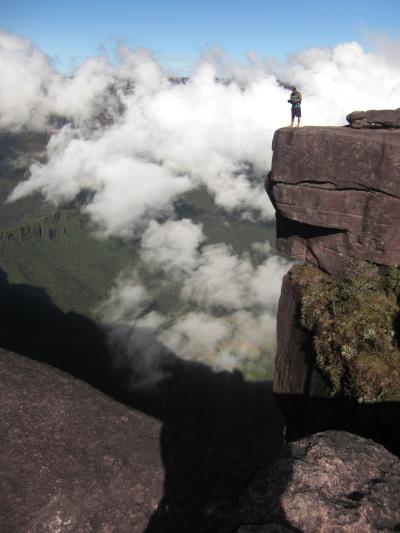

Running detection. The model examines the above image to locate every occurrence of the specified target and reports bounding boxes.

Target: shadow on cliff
[2,270,398,531]
[276,392,400,458]
[0,269,285,532]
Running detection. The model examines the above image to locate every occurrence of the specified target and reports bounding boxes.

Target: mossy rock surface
[294,261,400,402]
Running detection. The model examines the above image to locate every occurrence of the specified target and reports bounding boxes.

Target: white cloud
[7,35,400,231]
[97,226,290,377]
[49,55,115,123]
[4,31,400,379]
[161,312,230,363]
[0,31,117,130]
[9,127,191,238]
[182,244,254,310]
[179,241,289,312]
[160,310,278,373]
[140,219,205,277]
[97,276,150,323]
[250,255,290,310]
[0,31,54,130]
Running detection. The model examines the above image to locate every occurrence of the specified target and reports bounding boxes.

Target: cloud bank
[3,30,400,380]
[5,32,400,229]
[98,219,289,379]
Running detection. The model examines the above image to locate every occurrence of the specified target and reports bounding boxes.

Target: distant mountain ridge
[0,209,88,242]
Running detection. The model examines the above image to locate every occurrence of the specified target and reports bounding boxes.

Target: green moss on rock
[294,262,400,402]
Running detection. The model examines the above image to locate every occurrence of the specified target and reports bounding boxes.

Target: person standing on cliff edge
[288,86,302,127]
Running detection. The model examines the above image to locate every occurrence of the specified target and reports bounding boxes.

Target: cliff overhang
[268,111,400,453]
[267,125,400,274]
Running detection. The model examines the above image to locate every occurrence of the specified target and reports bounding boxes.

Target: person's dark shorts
[291,106,301,119]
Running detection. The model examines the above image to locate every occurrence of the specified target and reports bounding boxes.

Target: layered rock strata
[268,114,400,450]
[347,109,400,129]
[268,125,400,274]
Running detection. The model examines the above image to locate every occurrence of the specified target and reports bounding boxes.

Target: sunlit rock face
[267,125,400,274]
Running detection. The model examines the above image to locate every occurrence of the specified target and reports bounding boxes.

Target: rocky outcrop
[228,431,400,533]
[0,348,165,533]
[267,126,400,273]
[272,265,400,448]
[268,116,400,450]
[347,109,400,129]
[0,342,285,533]
[0,209,88,243]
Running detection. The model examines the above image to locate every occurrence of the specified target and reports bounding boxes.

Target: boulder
[0,348,164,533]
[347,109,400,128]
[267,126,400,273]
[0,348,284,533]
[229,431,400,533]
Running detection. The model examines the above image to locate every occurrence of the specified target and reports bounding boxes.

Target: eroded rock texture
[0,348,164,533]
[273,269,329,436]
[347,109,400,129]
[269,121,400,450]
[272,267,400,449]
[229,431,400,533]
[267,126,400,273]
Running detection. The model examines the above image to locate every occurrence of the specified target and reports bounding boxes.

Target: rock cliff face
[268,125,400,274]
[0,209,88,243]
[268,112,400,451]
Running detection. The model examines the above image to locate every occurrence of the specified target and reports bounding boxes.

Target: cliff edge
[268,124,400,273]
[267,111,400,452]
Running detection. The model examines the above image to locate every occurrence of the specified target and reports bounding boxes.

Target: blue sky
[2,0,400,73]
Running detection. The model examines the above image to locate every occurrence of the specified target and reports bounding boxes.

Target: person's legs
[296,107,301,127]
[290,108,295,127]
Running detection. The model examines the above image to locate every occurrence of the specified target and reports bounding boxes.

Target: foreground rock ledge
[229,431,400,533]
[0,349,164,533]
[268,126,400,273]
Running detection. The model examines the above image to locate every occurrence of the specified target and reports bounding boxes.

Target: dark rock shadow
[278,392,400,457]
[219,394,400,532]
[277,294,400,458]
[0,269,285,532]
[0,268,126,397]
[221,427,400,533]
[3,269,398,531]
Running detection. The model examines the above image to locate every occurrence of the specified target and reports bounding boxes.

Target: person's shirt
[290,91,302,108]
